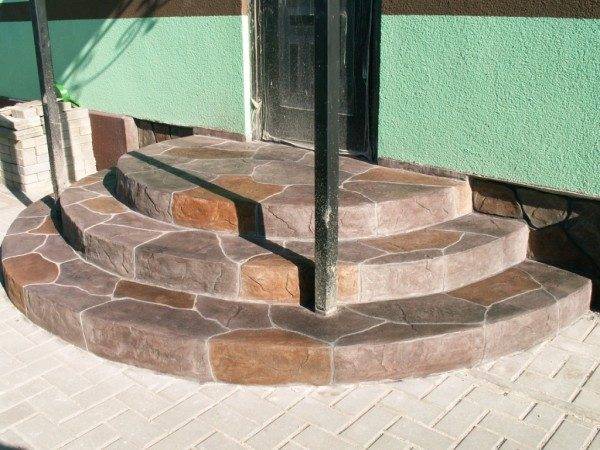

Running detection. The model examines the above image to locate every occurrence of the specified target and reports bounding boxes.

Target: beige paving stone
[247,413,306,449]
[544,417,595,450]
[381,389,445,425]
[0,402,35,431]
[479,411,547,448]
[292,424,359,450]
[197,431,247,449]
[434,398,488,438]
[152,392,215,430]
[288,397,352,433]
[368,432,412,450]
[149,419,214,449]
[198,402,259,441]
[340,404,398,446]
[467,386,535,418]
[388,417,454,449]
[424,375,474,409]
[11,413,69,448]
[61,423,120,449]
[116,385,172,419]
[333,384,392,416]
[523,403,564,430]
[221,390,282,425]
[456,425,503,449]
[108,409,170,446]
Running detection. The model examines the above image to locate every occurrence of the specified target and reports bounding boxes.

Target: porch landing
[1,136,592,385]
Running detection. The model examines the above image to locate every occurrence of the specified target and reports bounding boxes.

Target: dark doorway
[255,0,378,159]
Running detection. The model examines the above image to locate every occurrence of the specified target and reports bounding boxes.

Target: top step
[115,136,472,240]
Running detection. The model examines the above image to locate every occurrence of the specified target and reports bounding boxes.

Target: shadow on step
[125,151,317,311]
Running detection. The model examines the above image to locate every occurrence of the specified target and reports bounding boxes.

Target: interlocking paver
[544,417,595,450]
[0,189,599,450]
[456,425,503,449]
[387,417,454,449]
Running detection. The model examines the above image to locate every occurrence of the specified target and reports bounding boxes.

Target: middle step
[60,171,528,303]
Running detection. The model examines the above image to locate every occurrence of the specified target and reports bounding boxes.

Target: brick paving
[1,188,600,449]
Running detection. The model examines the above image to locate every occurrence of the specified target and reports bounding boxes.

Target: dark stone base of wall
[471,178,600,310]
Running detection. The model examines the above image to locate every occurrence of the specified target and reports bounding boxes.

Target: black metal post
[314,0,341,315]
[29,0,68,197]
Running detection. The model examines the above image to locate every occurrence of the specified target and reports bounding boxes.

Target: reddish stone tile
[270,305,382,343]
[135,231,237,296]
[26,285,110,347]
[29,216,59,235]
[115,171,175,223]
[254,145,309,161]
[107,212,178,232]
[84,224,161,276]
[82,300,225,380]
[241,254,311,303]
[485,290,558,359]
[215,175,283,202]
[182,158,255,177]
[219,236,271,263]
[351,166,462,187]
[1,233,46,259]
[59,187,99,206]
[2,254,59,313]
[359,257,446,301]
[165,146,254,160]
[365,229,463,253]
[339,157,374,174]
[435,213,525,238]
[172,186,256,233]
[81,197,127,214]
[7,216,46,235]
[115,280,195,309]
[556,282,592,328]
[56,259,119,296]
[18,198,54,218]
[209,329,332,385]
[450,268,541,307]
[195,297,272,329]
[62,203,108,251]
[349,294,485,325]
[253,161,315,185]
[334,323,484,382]
[37,235,78,264]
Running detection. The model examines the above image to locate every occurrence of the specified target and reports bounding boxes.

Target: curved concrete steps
[1,198,591,384]
[115,136,472,240]
[59,171,528,303]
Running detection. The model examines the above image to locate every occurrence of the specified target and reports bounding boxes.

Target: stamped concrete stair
[1,137,592,385]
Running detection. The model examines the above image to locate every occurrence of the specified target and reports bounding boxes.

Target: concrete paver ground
[0,187,599,449]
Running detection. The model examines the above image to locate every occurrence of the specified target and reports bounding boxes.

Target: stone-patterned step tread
[59,172,527,303]
[1,199,590,385]
[115,136,472,239]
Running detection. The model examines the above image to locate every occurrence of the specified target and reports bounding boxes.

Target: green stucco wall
[0,11,246,133]
[378,16,600,197]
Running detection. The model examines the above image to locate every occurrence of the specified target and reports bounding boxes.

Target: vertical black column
[314,0,341,315]
[29,0,68,197]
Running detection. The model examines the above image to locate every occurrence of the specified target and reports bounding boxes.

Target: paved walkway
[0,188,599,450]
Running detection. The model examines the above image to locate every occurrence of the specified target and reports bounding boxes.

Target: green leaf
[54,83,80,107]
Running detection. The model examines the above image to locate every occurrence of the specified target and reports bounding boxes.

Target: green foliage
[54,84,80,107]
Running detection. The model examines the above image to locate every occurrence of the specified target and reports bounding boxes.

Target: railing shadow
[125,150,317,311]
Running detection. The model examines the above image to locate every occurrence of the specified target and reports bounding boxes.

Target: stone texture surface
[116,138,471,239]
[471,177,600,310]
[0,179,600,449]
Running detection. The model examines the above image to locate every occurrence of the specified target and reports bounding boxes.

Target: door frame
[250,0,382,162]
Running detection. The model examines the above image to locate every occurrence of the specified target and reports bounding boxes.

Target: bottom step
[1,199,592,385]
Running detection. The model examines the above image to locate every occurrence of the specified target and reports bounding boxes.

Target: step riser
[61,200,528,302]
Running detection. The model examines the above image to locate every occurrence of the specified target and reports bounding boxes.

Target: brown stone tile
[334,323,483,382]
[165,146,254,160]
[84,224,161,276]
[115,280,195,309]
[7,216,46,235]
[472,179,523,218]
[26,285,109,347]
[351,166,461,187]
[18,198,54,218]
[62,203,108,251]
[209,329,332,385]
[2,254,59,313]
[435,213,525,238]
[82,300,225,380]
[365,229,463,253]
[215,175,283,202]
[261,186,315,238]
[339,157,374,174]
[37,235,78,264]
[195,297,271,329]
[29,216,59,235]
[60,187,100,206]
[254,145,309,162]
[444,234,505,291]
[285,240,385,264]
[135,231,238,296]
[107,212,178,232]
[0,233,46,259]
[450,268,541,306]
[270,305,382,343]
[241,254,311,303]
[115,173,173,223]
[485,290,558,359]
[56,259,119,296]
[349,294,485,324]
[182,158,255,177]
[556,282,592,328]
[253,161,314,185]
[172,186,256,233]
[219,236,271,263]
[360,257,446,301]
[81,197,128,214]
